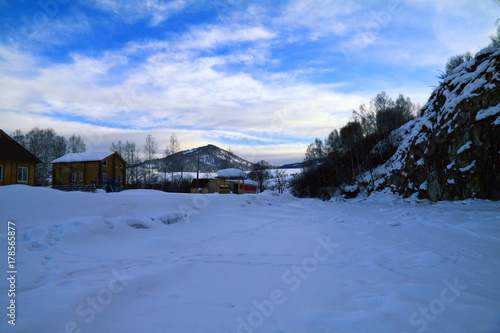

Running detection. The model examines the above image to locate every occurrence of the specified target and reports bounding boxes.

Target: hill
[155,144,254,173]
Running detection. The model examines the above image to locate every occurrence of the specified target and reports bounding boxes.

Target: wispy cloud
[90,0,190,26]
[178,25,276,50]
[4,11,92,49]
[275,0,358,41]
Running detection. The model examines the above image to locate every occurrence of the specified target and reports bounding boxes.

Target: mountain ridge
[154,144,255,173]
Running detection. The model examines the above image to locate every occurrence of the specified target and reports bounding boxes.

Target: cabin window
[119,174,123,182]
[17,167,28,183]
[115,162,118,168]
[0,164,3,181]
[103,173,108,180]
[79,172,83,181]
[120,163,123,168]
[103,160,108,167]
[71,172,76,182]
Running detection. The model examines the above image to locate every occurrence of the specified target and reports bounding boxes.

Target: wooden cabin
[51,152,127,192]
[0,129,41,187]
[190,169,257,194]
[190,178,220,194]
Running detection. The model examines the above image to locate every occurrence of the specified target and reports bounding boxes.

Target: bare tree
[24,128,66,186]
[110,140,124,155]
[143,134,158,186]
[248,160,271,192]
[163,133,181,181]
[352,103,376,137]
[168,133,180,155]
[490,25,500,46]
[67,134,86,153]
[305,138,327,162]
[273,169,288,194]
[445,51,474,75]
[11,130,27,147]
[110,140,141,188]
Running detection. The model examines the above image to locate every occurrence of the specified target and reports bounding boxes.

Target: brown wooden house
[190,178,220,194]
[0,129,41,187]
[190,169,258,194]
[51,152,127,192]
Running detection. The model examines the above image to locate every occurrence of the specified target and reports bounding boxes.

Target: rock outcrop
[378,46,500,201]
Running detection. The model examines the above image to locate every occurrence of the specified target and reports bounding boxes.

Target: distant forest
[291,91,419,198]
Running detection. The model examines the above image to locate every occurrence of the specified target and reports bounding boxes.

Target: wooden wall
[0,159,37,186]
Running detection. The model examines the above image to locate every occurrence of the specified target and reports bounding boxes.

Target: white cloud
[92,0,190,26]
[178,25,276,50]
[5,12,92,48]
[0,34,362,162]
[274,0,359,41]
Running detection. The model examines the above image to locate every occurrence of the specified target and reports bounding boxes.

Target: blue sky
[0,0,498,164]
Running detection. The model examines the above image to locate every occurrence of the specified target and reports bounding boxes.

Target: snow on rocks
[457,141,472,155]
[367,45,500,201]
[476,102,500,121]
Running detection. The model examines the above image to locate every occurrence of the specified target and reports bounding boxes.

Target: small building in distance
[190,168,257,194]
[0,129,41,187]
[51,152,127,192]
[190,178,220,194]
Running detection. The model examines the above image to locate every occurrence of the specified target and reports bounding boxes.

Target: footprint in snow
[46,224,64,246]
[27,241,49,251]
[41,255,62,282]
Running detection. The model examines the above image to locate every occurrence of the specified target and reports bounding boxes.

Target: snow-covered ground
[0,186,499,333]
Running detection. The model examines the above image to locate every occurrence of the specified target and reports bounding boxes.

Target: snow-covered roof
[51,152,114,164]
[242,179,258,186]
[216,168,247,179]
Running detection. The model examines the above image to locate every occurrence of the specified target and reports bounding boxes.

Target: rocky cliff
[375,46,500,201]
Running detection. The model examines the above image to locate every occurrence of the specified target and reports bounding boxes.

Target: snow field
[0,186,499,332]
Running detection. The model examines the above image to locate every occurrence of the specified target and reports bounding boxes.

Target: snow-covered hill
[367,46,500,201]
[1,185,499,332]
[155,144,254,173]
